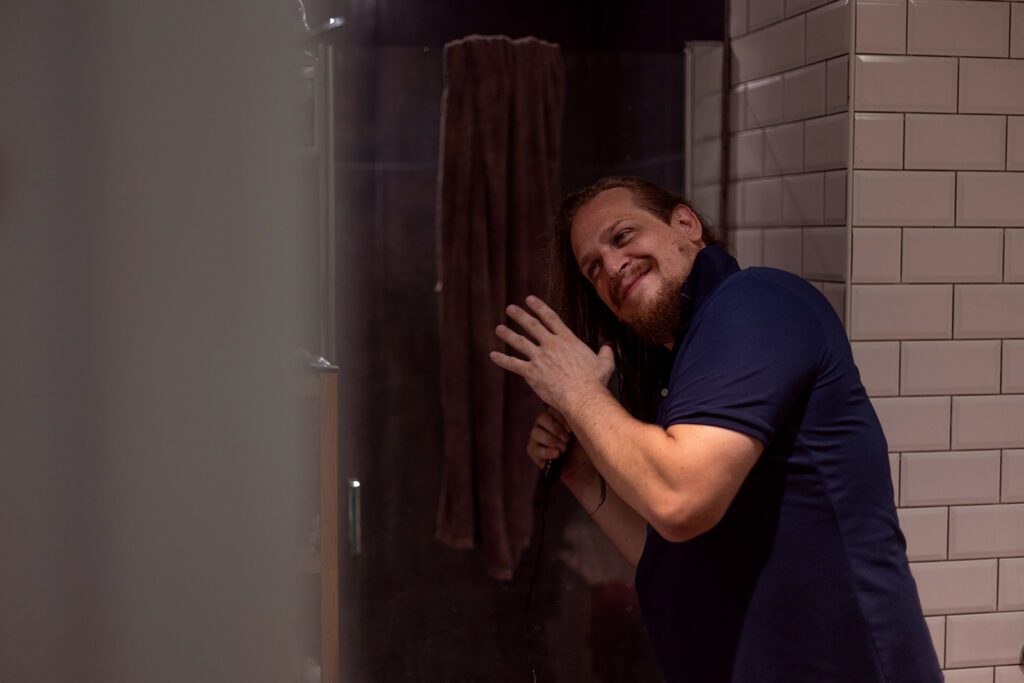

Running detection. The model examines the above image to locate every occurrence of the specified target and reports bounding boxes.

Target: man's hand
[489,295,615,412]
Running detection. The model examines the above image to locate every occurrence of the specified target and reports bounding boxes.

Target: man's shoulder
[711,265,824,309]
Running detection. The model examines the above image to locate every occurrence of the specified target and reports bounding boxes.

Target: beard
[627,274,684,346]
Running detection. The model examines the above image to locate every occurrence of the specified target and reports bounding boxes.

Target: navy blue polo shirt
[634,245,941,683]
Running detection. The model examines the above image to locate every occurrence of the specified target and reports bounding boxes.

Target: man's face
[569,187,705,345]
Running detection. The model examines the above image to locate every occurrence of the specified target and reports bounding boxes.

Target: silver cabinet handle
[347,479,362,555]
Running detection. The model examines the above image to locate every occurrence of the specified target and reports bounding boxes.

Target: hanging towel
[434,35,565,580]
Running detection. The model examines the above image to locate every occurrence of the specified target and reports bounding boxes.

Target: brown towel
[434,35,565,580]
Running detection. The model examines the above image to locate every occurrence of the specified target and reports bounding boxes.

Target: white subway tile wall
[855,55,959,112]
[904,114,1006,170]
[854,113,905,168]
[1005,450,1024,503]
[1000,558,1024,611]
[853,170,956,226]
[1006,342,1024,393]
[873,396,952,450]
[907,0,1011,58]
[900,340,1002,395]
[898,506,950,560]
[959,59,1024,115]
[902,228,1005,283]
[856,0,908,55]
[852,227,902,282]
[1008,118,1024,171]
[900,450,1001,505]
[944,669,997,683]
[852,340,901,394]
[946,612,1024,667]
[850,284,952,339]
[730,0,1024,671]
[910,559,998,615]
[948,505,1024,559]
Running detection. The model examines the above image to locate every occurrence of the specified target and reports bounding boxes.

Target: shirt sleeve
[659,275,826,447]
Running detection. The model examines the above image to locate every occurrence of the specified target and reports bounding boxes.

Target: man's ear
[670,204,704,244]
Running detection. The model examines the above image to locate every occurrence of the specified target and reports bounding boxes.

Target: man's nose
[603,253,630,279]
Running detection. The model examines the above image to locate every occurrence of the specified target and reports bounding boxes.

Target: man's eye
[614,229,633,244]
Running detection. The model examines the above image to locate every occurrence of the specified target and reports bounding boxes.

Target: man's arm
[492,296,764,543]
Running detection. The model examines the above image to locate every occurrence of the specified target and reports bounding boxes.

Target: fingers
[524,295,570,335]
[494,323,536,359]
[503,303,551,342]
[488,351,529,377]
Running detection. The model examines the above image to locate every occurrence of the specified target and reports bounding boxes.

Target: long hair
[548,176,719,421]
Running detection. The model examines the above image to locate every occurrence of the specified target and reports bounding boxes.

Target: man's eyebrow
[578,219,628,272]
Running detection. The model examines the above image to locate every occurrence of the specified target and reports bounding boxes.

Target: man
[489,176,942,682]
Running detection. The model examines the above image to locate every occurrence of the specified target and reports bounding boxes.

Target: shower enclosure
[308,2,726,679]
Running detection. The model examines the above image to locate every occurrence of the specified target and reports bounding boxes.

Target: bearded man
[489,176,942,683]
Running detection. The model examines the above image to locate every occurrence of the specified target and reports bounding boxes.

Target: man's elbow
[648,496,725,543]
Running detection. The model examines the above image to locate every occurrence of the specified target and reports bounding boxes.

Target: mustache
[612,262,652,306]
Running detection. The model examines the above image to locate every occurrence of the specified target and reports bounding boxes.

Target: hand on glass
[489,295,615,412]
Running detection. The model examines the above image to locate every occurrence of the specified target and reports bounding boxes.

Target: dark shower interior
[310,1,725,680]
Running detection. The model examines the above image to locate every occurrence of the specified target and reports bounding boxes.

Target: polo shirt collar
[673,243,741,349]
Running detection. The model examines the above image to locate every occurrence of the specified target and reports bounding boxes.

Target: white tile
[853,227,902,283]
[824,169,847,225]
[946,612,1024,667]
[901,450,1001,505]
[857,0,908,54]
[1006,230,1024,283]
[898,506,949,560]
[850,284,952,340]
[693,186,723,224]
[996,666,1024,683]
[873,396,952,451]
[1008,117,1024,171]
[952,395,1024,450]
[1005,341,1024,394]
[902,228,1004,283]
[826,54,850,114]
[1013,3,1024,59]
[853,171,955,226]
[909,0,1011,57]
[731,16,807,83]
[954,285,1024,338]
[787,0,829,15]
[764,122,804,175]
[783,63,827,122]
[745,75,785,128]
[910,559,998,614]
[854,113,905,169]
[958,172,1024,227]
[960,58,1024,115]
[804,112,849,171]
[694,139,725,186]
[905,114,1006,170]
[999,557,1024,610]
[731,0,750,36]
[949,504,1024,559]
[732,228,765,267]
[730,85,746,132]
[927,615,946,666]
[731,130,766,179]
[803,226,847,279]
[945,668,997,683]
[742,176,784,226]
[890,452,900,503]
[822,281,846,320]
[750,0,786,30]
[1003,450,1024,510]
[782,173,825,225]
[852,340,901,395]
[901,340,1002,395]
[807,0,852,62]
[855,55,959,113]
[763,227,804,274]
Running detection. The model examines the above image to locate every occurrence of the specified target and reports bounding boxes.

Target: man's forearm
[560,441,647,568]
